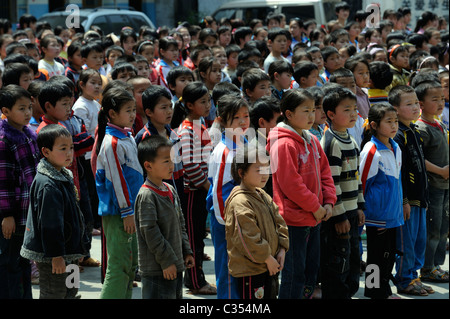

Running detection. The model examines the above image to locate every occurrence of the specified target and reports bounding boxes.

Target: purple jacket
[0,120,40,225]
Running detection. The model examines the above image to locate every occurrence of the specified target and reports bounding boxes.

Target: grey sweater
[134,180,192,277]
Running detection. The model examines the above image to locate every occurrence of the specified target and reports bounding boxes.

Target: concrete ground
[32,231,449,300]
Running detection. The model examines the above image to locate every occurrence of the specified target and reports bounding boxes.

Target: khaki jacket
[224,186,289,278]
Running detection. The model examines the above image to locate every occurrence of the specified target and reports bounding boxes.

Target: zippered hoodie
[266,122,336,227]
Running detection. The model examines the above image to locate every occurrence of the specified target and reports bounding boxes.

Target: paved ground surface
[32,230,449,301]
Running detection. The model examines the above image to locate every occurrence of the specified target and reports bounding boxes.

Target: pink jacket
[266,122,337,227]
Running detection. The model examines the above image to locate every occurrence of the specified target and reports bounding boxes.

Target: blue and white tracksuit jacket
[206,133,246,299]
[360,136,404,229]
[96,124,143,218]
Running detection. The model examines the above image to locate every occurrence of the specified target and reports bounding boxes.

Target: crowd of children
[0,3,448,300]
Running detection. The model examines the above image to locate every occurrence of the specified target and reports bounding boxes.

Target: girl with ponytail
[94,87,144,298]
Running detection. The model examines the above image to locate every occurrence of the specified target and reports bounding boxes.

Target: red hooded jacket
[266,122,337,227]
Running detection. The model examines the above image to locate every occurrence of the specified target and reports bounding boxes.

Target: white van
[212,0,341,27]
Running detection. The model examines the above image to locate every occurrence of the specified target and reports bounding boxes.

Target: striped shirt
[367,88,389,106]
[178,119,212,191]
[321,128,365,221]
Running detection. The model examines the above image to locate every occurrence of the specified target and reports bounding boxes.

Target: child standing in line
[320,86,366,299]
[360,102,404,299]
[263,27,289,74]
[415,80,449,283]
[38,34,65,78]
[175,82,217,295]
[135,40,158,85]
[248,96,281,198]
[367,61,394,106]
[135,85,185,208]
[135,135,194,299]
[266,89,337,299]
[95,87,144,299]
[104,45,124,76]
[389,85,432,296]
[206,94,251,299]
[225,146,289,299]
[157,37,180,92]
[20,124,88,299]
[307,86,326,141]
[320,46,343,83]
[65,41,83,99]
[0,85,40,299]
[72,68,102,148]
[344,56,371,119]
[386,44,411,92]
[194,56,222,128]
[166,66,194,106]
[268,59,294,100]
[72,68,103,239]
[126,75,152,134]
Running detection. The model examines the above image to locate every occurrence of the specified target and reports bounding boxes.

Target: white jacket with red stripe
[96,124,144,218]
[359,136,404,229]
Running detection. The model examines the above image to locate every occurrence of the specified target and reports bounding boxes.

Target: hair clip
[111,98,116,107]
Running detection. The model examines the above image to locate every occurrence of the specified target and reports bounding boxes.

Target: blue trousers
[278,224,321,299]
[395,206,426,289]
[210,211,239,299]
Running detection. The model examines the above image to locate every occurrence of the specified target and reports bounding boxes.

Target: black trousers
[364,226,397,299]
[320,214,361,299]
[181,188,208,290]
[236,272,279,299]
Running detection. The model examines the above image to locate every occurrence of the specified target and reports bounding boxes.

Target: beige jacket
[224,186,289,278]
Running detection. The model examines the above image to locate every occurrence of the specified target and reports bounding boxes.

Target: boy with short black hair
[268,59,293,100]
[335,1,350,26]
[330,29,351,50]
[110,62,138,82]
[36,80,74,133]
[367,61,393,105]
[293,61,319,89]
[320,85,366,299]
[80,41,105,74]
[135,134,194,299]
[166,65,194,104]
[233,26,253,48]
[134,55,151,80]
[329,68,365,147]
[415,80,449,283]
[104,45,124,75]
[388,85,431,296]
[320,46,343,82]
[0,84,40,299]
[242,67,271,103]
[1,62,33,90]
[264,27,289,73]
[20,124,88,299]
[184,44,212,71]
[135,85,184,197]
[224,44,240,78]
